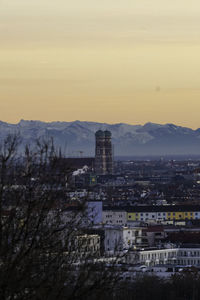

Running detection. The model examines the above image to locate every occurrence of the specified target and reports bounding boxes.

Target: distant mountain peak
[0,120,200,156]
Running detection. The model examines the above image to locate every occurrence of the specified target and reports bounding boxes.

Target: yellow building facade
[127,210,195,222]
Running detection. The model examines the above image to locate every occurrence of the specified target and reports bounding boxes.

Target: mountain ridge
[0,120,200,156]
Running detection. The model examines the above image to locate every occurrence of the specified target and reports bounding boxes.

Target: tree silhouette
[0,135,118,300]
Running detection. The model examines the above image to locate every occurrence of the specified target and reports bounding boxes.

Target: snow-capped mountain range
[0,120,200,156]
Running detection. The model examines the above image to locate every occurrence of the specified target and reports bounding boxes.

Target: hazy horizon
[1,118,200,131]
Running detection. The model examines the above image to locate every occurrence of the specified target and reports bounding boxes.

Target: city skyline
[1,0,200,128]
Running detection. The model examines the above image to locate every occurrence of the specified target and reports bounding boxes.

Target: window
[155,232,161,236]
[146,213,149,216]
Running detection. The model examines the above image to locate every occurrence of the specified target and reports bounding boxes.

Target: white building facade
[127,247,200,266]
[103,210,127,226]
[104,226,144,253]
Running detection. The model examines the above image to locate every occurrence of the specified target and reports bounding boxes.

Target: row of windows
[141,251,200,261]
[105,214,124,218]
[177,260,200,265]
[141,252,177,260]
[130,212,196,217]
[105,220,124,223]
[136,217,194,221]
[105,212,199,220]
[178,251,200,257]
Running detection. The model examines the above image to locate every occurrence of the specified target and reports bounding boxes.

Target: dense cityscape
[1,0,200,299]
[2,131,200,299]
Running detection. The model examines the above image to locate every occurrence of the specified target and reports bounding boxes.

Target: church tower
[95,130,113,175]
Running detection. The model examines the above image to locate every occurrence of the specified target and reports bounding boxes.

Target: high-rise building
[95,130,113,175]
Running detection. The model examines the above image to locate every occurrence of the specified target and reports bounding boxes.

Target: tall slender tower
[95,130,113,175]
[95,130,106,175]
[104,130,113,174]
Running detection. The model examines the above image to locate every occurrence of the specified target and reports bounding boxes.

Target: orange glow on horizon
[1,0,200,129]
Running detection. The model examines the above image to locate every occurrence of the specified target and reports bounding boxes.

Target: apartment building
[103,210,127,226]
[126,205,200,223]
[104,226,145,253]
[136,246,200,267]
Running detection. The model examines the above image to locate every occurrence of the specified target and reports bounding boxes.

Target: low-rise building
[72,234,100,257]
[104,226,145,253]
[126,205,200,223]
[142,225,165,247]
[103,205,200,225]
[127,245,200,267]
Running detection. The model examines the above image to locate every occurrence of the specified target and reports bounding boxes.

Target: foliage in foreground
[0,135,116,300]
[106,270,200,300]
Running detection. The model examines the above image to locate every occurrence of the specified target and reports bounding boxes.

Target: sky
[1,0,200,128]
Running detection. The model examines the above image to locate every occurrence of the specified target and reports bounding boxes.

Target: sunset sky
[1,0,200,128]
